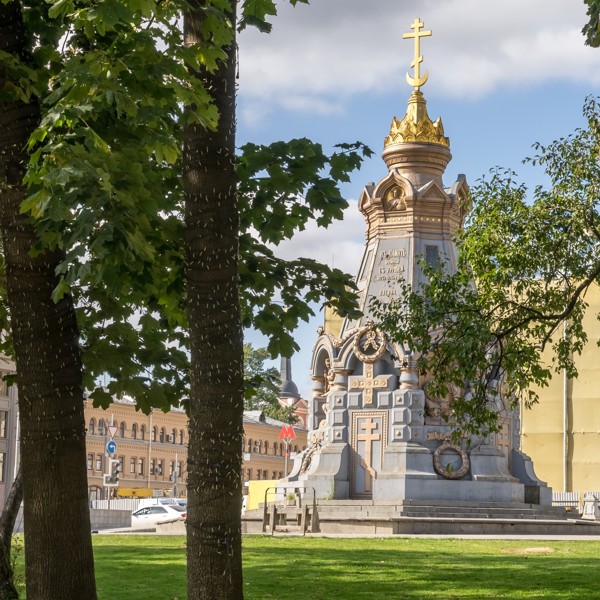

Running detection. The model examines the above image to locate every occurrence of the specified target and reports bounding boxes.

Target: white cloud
[270,201,365,276]
[238,0,597,117]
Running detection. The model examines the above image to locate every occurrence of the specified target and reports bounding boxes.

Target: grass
[11,535,600,599]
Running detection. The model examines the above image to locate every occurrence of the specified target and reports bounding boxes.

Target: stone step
[314,504,569,521]
[400,511,553,520]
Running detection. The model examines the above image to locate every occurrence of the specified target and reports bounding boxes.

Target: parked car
[131,504,186,529]
[175,498,187,508]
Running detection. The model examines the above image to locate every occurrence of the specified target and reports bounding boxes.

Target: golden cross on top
[403,17,432,91]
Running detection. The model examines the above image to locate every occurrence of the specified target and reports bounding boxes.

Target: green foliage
[238,0,308,33]
[0,0,368,414]
[238,139,371,358]
[583,0,600,47]
[373,96,600,436]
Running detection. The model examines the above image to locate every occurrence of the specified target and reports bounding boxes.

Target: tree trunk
[0,3,98,598]
[183,2,244,598]
[0,467,22,600]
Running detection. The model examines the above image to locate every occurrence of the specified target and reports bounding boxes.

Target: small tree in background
[244,344,297,424]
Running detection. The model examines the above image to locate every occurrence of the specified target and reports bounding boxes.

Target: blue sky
[237,0,600,402]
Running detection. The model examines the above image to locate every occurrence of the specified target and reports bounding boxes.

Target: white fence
[90,498,141,512]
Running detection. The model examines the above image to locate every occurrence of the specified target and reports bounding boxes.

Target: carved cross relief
[357,418,380,493]
[351,411,388,498]
[348,363,392,405]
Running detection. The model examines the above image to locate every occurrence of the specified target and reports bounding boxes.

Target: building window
[0,453,5,483]
[160,428,165,443]
[0,375,7,396]
[264,441,269,454]
[119,421,125,438]
[95,454,103,472]
[279,472,283,479]
[247,469,252,480]
[179,430,185,445]
[0,411,7,439]
[256,469,261,479]
[98,419,106,436]
[140,425,146,441]
[272,471,277,479]
[150,459,156,475]
[138,458,144,476]
[118,456,125,473]
[169,461,175,478]
[130,457,136,474]
[87,453,94,470]
[425,245,440,269]
[157,459,164,477]
[152,426,157,442]
[131,423,138,440]
[178,461,184,479]
[88,418,95,435]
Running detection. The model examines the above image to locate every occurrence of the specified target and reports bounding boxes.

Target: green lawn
[12,535,600,599]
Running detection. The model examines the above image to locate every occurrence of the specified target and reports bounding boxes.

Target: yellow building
[521,284,600,497]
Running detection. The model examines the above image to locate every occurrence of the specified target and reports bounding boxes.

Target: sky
[237,0,600,402]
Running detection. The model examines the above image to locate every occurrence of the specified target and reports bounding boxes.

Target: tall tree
[183,1,244,596]
[373,96,600,437]
[0,2,97,597]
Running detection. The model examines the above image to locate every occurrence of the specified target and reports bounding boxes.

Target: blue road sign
[106,440,117,455]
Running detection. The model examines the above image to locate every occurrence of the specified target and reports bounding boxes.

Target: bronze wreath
[432,442,470,480]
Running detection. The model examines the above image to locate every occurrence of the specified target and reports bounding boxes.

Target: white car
[131,504,186,529]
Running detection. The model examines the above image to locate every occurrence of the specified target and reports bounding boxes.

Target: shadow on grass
[242,539,600,600]
[76,536,600,600]
[93,538,187,600]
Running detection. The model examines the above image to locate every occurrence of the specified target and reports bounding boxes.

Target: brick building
[84,398,188,499]
[242,410,307,483]
[0,356,308,503]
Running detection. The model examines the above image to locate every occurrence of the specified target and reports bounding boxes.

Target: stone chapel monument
[287,18,550,506]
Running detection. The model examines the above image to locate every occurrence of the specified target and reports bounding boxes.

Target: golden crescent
[406,70,429,89]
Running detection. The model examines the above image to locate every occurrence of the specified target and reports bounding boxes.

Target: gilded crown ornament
[384,18,449,148]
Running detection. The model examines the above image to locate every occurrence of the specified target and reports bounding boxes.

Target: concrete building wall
[0,358,18,507]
